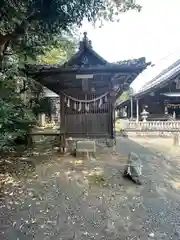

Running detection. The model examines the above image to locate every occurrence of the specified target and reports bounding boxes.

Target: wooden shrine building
[116,59,180,121]
[26,32,149,148]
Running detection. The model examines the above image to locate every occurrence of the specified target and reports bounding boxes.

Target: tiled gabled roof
[115,58,180,109]
[140,59,180,91]
[135,59,180,98]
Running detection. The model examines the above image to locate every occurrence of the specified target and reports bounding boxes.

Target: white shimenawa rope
[63,92,109,103]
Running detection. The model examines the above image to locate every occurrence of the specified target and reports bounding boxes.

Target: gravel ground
[0,138,180,240]
[116,137,180,240]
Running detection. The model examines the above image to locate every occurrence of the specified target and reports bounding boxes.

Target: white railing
[127,121,180,130]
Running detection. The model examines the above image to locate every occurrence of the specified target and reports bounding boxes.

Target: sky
[80,0,180,92]
[46,0,180,97]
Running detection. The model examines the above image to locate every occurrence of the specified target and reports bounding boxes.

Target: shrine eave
[135,62,180,99]
[115,61,180,109]
[26,61,151,76]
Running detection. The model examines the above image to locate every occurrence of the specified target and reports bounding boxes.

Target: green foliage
[0,34,76,153]
[38,47,74,65]
[38,41,76,65]
[119,87,134,101]
[0,66,36,152]
[0,0,141,62]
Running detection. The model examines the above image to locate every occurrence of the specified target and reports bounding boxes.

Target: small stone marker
[173,133,179,146]
[76,140,96,158]
[123,152,142,185]
[38,113,46,127]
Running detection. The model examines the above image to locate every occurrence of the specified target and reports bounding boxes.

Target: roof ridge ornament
[79,32,92,50]
[83,32,88,42]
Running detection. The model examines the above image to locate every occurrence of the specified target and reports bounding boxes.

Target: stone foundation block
[76,140,96,158]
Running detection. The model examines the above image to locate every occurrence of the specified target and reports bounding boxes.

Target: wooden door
[64,92,111,138]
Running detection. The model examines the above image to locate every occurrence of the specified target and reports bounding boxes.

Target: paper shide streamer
[78,102,82,112]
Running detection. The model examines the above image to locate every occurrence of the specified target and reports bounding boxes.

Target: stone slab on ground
[76,140,96,158]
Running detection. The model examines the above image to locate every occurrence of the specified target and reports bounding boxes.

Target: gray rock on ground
[123,152,142,185]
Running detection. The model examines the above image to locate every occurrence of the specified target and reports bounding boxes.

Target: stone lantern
[141,108,149,122]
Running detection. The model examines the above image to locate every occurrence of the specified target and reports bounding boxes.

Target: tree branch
[0,10,38,66]
[0,10,37,50]
[18,87,29,94]
[0,40,10,68]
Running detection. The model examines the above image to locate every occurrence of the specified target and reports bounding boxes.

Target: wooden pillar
[109,92,115,140]
[127,105,130,118]
[60,93,66,153]
[130,97,133,120]
[110,98,114,139]
[57,100,60,124]
[136,99,139,122]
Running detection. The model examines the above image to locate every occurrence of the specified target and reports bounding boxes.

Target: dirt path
[0,138,180,240]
